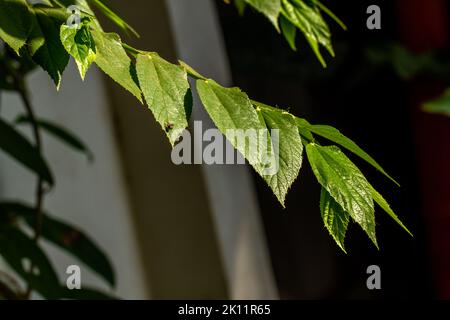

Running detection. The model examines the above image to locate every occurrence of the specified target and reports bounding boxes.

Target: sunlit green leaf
[302,123,399,186]
[60,24,96,79]
[306,143,377,247]
[91,29,142,102]
[136,53,191,146]
[254,101,303,206]
[320,187,349,252]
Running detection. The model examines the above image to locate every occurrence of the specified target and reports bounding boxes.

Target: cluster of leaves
[0,0,412,298]
[229,0,347,67]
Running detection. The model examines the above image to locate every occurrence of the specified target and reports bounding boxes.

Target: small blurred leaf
[0,226,60,299]
[0,202,115,287]
[15,115,93,160]
[423,88,450,117]
[0,117,54,184]
[234,0,247,15]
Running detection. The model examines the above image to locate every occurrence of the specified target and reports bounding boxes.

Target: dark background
[215,0,449,299]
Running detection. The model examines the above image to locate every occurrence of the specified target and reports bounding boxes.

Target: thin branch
[3,58,46,299]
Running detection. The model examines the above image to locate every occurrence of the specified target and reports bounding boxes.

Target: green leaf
[369,185,413,236]
[254,102,303,206]
[306,143,378,247]
[234,0,247,15]
[0,0,33,54]
[59,286,117,300]
[15,115,93,160]
[197,80,266,161]
[245,0,281,31]
[0,202,115,287]
[313,0,347,30]
[281,0,333,67]
[89,0,139,38]
[301,123,399,186]
[136,53,191,146]
[91,29,142,102]
[280,15,297,51]
[60,24,96,80]
[320,187,349,252]
[423,88,450,117]
[0,117,54,184]
[28,8,70,89]
[0,226,61,299]
[294,118,314,142]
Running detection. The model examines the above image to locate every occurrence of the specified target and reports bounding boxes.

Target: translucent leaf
[91,29,142,102]
[254,101,303,206]
[301,123,399,186]
[197,79,264,162]
[136,53,191,146]
[60,24,96,80]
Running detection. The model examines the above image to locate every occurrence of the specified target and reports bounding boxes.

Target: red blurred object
[397,0,450,298]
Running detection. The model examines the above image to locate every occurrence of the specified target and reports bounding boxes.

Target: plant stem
[4,60,46,299]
